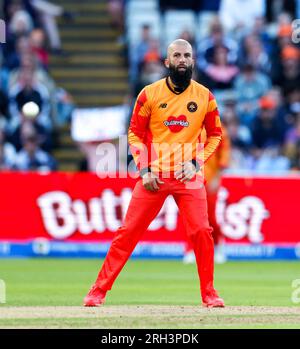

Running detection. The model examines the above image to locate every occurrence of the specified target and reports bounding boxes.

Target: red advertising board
[219,175,300,245]
[0,172,300,247]
[0,172,184,242]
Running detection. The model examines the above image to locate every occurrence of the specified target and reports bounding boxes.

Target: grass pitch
[0,259,299,328]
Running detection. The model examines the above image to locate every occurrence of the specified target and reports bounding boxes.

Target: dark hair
[241,63,255,72]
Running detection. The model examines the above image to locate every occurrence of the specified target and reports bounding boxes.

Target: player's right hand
[142,172,164,192]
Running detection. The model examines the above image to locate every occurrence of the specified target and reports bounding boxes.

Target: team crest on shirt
[187,101,198,113]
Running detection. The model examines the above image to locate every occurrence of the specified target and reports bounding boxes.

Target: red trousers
[95,177,216,301]
[206,189,222,245]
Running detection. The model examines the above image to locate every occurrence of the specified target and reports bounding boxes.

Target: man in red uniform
[84,39,225,308]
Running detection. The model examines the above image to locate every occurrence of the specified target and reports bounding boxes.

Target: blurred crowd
[1,0,300,174]
[0,0,74,172]
[128,0,300,174]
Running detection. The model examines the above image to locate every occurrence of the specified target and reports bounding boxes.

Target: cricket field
[0,259,299,329]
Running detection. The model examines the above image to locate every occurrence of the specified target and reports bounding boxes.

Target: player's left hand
[175,162,197,183]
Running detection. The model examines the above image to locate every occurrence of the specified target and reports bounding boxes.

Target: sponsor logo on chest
[160,100,199,132]
[163,115,189,133]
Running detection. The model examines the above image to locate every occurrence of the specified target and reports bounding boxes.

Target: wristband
[140,167,151,177]
[191,159,202,172]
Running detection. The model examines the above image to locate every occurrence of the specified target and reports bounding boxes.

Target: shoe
[214,251,227,264]
[203,291,225,308]
[83,284,106,307]
[183,251,196,264]
[214,245,227,264]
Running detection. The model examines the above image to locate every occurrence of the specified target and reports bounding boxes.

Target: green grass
[1,315,300,329]
[0,259,299,306]
[0,259,300,328]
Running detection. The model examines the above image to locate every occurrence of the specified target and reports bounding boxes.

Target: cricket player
[84,39,225,308]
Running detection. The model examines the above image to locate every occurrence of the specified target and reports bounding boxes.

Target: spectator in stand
[133,38,164,95]
[30,0,73,54]
[268,86,294,136]
[250,16,273,55]
[238,34,271,74]
[265,0,297,23]
[130,24,153,83]
[3,1,34,62]
[273,45,300,95]
[251,95,285,150]
[221,99,252,171]
[277,23,294,49]
[243,89,291,173]
[3,0,38,26]
[234,63,271,126]
[9,7,33,35]
[8,52,57,121]
[179,29,196,50]
[2,35,32,71]
[222,99,252,150]
[0,126,17,170]
[199,45,239,92]
[14,121,56,171]
[284,87,300,123]
[9,52,55,94]
[107,0,124,32]
[8,67,52,150]
[30,28,49,68]
[271,23,299,86]
[142,38,162,65]
[197,19,238,71]
[134,58,166,96]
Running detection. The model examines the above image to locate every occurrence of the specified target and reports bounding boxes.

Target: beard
[168,63,193,91]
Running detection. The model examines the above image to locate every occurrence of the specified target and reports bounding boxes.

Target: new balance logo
[159,103,167,109]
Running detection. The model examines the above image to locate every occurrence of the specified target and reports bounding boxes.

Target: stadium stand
[1,0,300,173]
[125,0,300,174]
[0,0,129,171]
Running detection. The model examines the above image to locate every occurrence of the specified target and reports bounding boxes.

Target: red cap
[143,51,160,63]
[259,95,277,109]
[281,45,300,60]
[278,24,293,37]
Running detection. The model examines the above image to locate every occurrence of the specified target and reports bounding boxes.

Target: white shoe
[183,251,196,264]
[214,245,227,264]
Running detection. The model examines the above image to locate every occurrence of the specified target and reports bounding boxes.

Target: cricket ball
[22,101,40,119]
